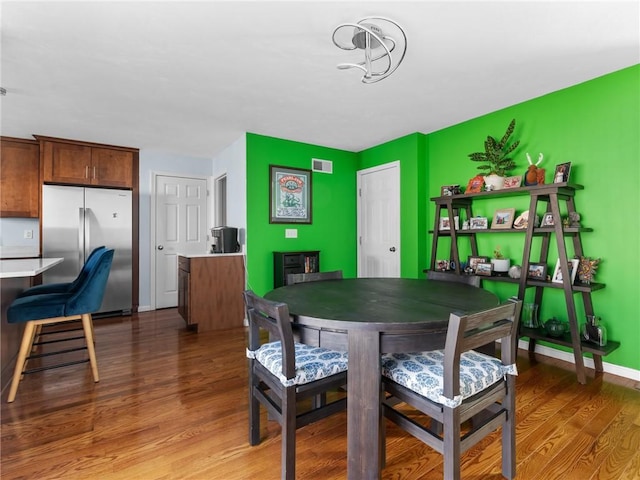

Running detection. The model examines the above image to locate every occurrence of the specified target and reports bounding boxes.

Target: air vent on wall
[312,158,333,174]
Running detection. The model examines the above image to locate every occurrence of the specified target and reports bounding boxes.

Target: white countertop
[179,252,245,258]
[0,257,64,279]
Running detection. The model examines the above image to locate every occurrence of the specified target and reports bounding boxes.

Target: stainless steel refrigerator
[42,185,132,315]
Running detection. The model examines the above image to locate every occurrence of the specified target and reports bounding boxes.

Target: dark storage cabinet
[273,251,320,288]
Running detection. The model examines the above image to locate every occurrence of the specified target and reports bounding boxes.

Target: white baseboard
[137,305,153,312]
[518,339,640,382]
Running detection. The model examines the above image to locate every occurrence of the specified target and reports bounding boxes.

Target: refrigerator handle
[79,207,86,266]
[84,207,91,260]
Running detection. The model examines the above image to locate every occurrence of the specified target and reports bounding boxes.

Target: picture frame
[468,255,489,272]
[465,175,485,194]
[491,208,516,229]
[503,175,522,189]
[540,212,555,227]
[475,262,493,277]
[553,162,571,184]
[552,258,580,284]
[469,216,488,230]
[440,184,461,196]
[439,216,459,231]
[527,262,547,280]
[269,165,312,224]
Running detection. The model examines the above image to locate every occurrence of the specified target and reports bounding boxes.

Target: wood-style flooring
[1,308,639,479]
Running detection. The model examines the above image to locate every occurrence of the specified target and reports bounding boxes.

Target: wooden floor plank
[2,308,639,480]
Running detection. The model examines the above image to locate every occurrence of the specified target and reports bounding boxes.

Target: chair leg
[81,314,99,382]
[282,386,296,480]
[31,324,43,352]
[249,369,261,446]
[443,406,461,480]
[502,379,516,479]
[7,322,37,403]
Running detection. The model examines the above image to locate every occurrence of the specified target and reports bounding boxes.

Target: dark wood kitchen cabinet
[178,254,245,332]
[0,137,40,218]
[37,135,136,188]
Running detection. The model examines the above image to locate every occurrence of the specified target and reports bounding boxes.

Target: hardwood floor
[1,308,639,479]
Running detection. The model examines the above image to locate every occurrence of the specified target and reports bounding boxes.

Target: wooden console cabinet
[178,254,245,332]
[273,250,320,288]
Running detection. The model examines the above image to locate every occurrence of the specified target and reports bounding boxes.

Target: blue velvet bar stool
[6,248,114,403]
[17,246,106,298]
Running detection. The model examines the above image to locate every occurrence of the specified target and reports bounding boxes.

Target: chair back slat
[443,300,521,399]
[286,270,343,285]
[243,290,296,380]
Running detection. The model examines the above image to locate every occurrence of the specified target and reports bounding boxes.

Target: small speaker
[312,158,333,174]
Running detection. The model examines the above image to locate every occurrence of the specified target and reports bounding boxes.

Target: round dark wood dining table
[265,277,499,480]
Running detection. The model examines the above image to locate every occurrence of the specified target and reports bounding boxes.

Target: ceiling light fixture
[0,87,6,96]
[332,17,407,84]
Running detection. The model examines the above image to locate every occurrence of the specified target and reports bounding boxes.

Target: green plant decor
[469,119,520,176]
[493,246,505,259]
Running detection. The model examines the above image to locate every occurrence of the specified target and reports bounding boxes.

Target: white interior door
[357,161,400,277]
[155,175,208,309]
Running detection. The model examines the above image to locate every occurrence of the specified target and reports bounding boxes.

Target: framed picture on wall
[269,165,312,224]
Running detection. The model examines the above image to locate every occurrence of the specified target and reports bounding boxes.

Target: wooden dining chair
[286,269,343,285]
[243,290,348,480]
[381,299,522,480]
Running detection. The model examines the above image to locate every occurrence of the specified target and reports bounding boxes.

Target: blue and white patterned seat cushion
[381,350,517,408]
[247,341,348,387]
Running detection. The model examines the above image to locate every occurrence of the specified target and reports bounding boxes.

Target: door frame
[149,171,211,311]
[356,161,401,277]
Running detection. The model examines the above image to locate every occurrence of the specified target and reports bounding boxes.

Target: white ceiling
[1,1,638,159]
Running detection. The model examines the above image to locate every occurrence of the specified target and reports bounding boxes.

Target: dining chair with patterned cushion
[381,299,522,480]
[244,290,348,480]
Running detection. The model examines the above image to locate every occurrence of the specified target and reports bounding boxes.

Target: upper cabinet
[0,137,41,218]
[37,136,136,189]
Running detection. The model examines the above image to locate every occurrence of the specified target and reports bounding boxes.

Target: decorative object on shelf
[469,216,488,229]
[522,303,540,328]
[462,219,470,230]
[508,264,521,279]
[524,153,545,186]
[553,162,572,184]
[552,258,580,284]
[439,216,459,231]
[544,317,568,337]
[513,210,539,229]
[581,315,607,347]
[491,208,516,229]
[568,211,581,228]
[577,256,600,284]
[436,259,449,271]
[332,16,407,84]
[467,255,488,272]
[270,165,312,224]
[540,212,555,227]
[475,262,493,276]
[527,262,547,280]
[440,184,460,196]
[468,119,520,191]
[491,245,510,274]
[503,175,522,189]
[465,175,485,193]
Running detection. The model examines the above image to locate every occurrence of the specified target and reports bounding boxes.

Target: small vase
[484,174,505,191]
[522,303,539,328]
[581,315,607,347]
[491,258,510,274]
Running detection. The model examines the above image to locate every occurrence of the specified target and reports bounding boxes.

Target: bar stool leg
[7,322,37,403]
[81,313,99,382]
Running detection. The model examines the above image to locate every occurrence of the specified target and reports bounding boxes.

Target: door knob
[157,245,164,250]
[389,247,396,252]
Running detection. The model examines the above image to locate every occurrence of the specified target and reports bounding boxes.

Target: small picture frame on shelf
[552,258,580,284]
[465,175,485,194]
[540,212,555,227]
[503,175,522,189]
[553,162,571,184]
[491,208,516,229]
[527,262,547,280]
[439,216,459,231]
[475,262,493,276]
[468,255,489,272]
[469,217,488,229]
[440,184,461,196]
[436,259,450,271]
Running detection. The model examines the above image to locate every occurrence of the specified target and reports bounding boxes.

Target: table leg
[347,330,383,479]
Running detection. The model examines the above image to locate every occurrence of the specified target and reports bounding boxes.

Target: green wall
[358,133,429,278]
[245,134,359,295]
[245,65,639,372]
[427,65,639,371]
